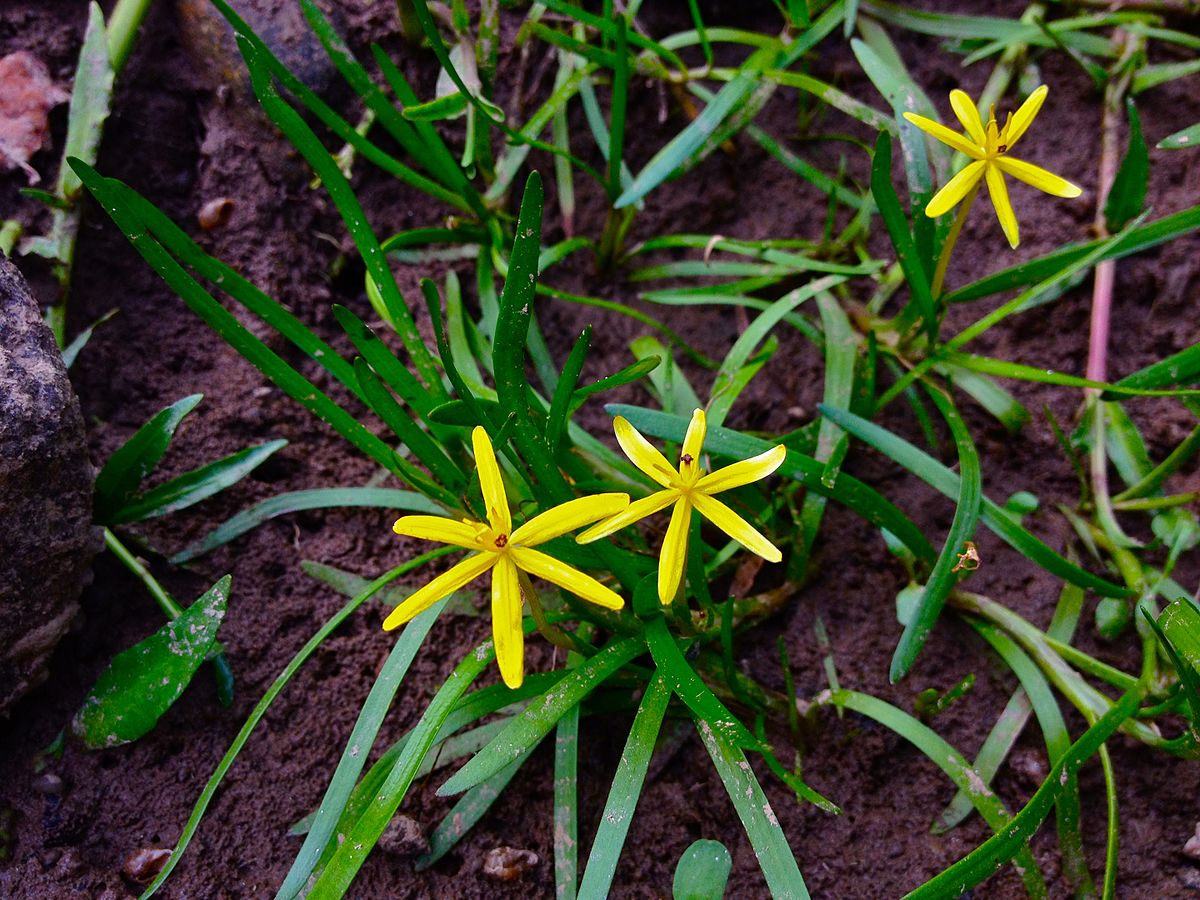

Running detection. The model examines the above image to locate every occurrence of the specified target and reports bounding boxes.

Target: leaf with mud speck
[72,576,230,749]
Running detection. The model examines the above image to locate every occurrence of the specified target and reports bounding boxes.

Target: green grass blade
[236,37,443,395]
[111,440,286,525]
[890,388,981,681]
[944,204,1200,304]
[277,597,448,899]
[819,405,1129,597]
[870,133,936,340]
[1104,99,1148,232]
[171,488,442,564]
[417,743,538,870]
[694,711,809,900]
[947,351,1200,398]
[554,704,580,900]
[308,643,494,897]
[93,393,202,523]
[903,690,1142,899]
[576,673,671,900]
[1158,121,1200,150]
[1104,339,1200,396]
[645,618,756,748]
[832,690,1047,896]
[136,553,451,898]
[438,636,644,796]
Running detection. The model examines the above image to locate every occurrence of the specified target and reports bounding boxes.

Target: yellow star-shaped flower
[904,85,1082,248]
[577,409,786,605]
[385,426,628,689]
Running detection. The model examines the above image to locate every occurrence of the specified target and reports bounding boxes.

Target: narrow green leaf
[891,389,981,681]
[1149,599,1200,728]
[437,636,644,796]
[308,643,493,897]
[1105,339,1200,396]
[576,673,671,900]
[547,328,592,454]
[1104,99,1148,231]
[171,488,441,564]
[73,576,229,749]
[819,405,1129,598]
[903,690,1142,899]
[110,440,286,525]
[695,713,809,900]
[93,394,202,523]
[1158,121,1200,150]
[277,597,447,899]
[871,133,936,340]
[554,704,580,900]
[646,618,756,748]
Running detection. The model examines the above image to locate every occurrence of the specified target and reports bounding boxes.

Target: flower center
[681,454,694,465]
[493,533,509,549]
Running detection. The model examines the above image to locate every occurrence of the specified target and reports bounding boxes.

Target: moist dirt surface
[3,1,1200,897]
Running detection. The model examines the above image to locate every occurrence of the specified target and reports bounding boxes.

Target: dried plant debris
[0,52,68,183]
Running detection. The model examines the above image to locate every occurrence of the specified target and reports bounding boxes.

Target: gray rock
[0,256,100,715]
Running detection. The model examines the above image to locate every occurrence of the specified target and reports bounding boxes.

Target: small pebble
[122,847,171,884]
[1183,822,1200,861]
[55,847,83,878]
[376,815,428,858]
[197,197,235,230]
[32,773,64,795]
[482,846,539,880]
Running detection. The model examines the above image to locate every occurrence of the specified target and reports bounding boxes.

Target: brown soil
[3,1,1200,898]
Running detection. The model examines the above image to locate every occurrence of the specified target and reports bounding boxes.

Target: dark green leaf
[73,576,229,748]
[672,840,733,900]
[110,440,286,525]
[93,394,202,523]
[1104,99,1148,231]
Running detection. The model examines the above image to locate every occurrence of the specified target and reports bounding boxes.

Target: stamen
[681,454,694,465]
[494,533,508,548]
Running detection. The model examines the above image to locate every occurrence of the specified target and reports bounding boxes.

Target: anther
[681,454,694,464]
[494,534,508,548]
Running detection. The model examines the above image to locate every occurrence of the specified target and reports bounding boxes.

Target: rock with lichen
[0,256,100,715]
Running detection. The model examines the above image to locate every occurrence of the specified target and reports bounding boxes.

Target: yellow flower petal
[382,551,495,631]
[692,493,782,563]
[472,426,510,534]
[696,445,787,495]
[1001,85,1048,150]
[393,515,484,549]
[657,498,692,604]
[511,493,630,547]
[575,489,678,543]
[491,555,524,689]
[994,157,1082,198]
[509,546,625,610]
[613,416,677,488]
[925,160,986,218]
[681,408,707,468]
[984,164,1020,249]
[949,89,986,145]
[902,112,985,160]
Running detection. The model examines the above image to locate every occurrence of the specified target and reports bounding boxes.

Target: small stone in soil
[482,846,539,880]
[376,815,428,858]
[122,847,172,884]
[32,773,64,795]
[197,197,235,230]
[1183,822,1200,861]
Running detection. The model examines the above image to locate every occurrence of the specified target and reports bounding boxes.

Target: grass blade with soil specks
[438,636,645,796]
[554,703,579,900]
[695,713,810,900]
[903,689,1143,899]
[277,597,449,899]
[890,387,981,682]
[830,690,1047,897]
[137,552,452,898]
[576,673,671,900]
[308,642,495,897]
[820,405,1129,598]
